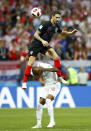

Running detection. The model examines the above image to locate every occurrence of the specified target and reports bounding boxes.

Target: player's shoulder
[46,63,53,68]
[41,21,51,26]
[38,62,53,68]
[56,23,62,33]
[43,63,53,68]
[38,21,51,31]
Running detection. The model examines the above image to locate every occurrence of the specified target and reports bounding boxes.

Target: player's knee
[28,56,35,66]
[53,54,60,60]
[40,97,46,105]
[49,48,59,60]
[46,94,54,101]
[53,53,59,60]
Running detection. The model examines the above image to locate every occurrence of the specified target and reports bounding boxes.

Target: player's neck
[51,19,55,25]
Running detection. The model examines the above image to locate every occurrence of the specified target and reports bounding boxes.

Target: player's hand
[42,40,49,47]
[71,29,78,34]
[58,77,68,84]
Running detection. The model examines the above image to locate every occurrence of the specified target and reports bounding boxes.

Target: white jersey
[37,62,61,98]
[37,62,58,85]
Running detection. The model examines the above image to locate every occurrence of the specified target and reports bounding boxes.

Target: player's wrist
[41,40,45,46]
[41,40,45,43]
[59,77,67,84]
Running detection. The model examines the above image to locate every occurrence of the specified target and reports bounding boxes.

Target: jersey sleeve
[38,22,47,33]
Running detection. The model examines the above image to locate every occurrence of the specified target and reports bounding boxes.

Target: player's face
[52,14,61,24]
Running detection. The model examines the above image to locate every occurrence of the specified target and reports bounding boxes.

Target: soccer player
[22,10,77,89]
[32,62,62,128]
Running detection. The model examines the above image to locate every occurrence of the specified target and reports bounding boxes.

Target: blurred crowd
[0,0,91,62]
[66,66,89,85]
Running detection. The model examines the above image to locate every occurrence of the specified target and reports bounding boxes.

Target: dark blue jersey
[33,21,62,43]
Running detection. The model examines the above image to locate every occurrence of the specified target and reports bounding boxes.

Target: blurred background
[0,0,91,108]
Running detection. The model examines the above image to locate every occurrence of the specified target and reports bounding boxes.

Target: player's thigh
[39,87,48,100]
[48,83,61,98]
[28,47,39,58]
[45,51,53,59]
[28,56,35,66]
[39,97,46,105]
[28,41,43,59]
[46,94,54,101]
[46,48,59,60]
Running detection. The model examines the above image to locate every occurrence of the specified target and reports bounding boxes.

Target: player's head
[80,66,85,72]
[51,11,61,24]
[32,66,43,76]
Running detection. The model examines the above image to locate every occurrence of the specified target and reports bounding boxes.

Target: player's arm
[61,29,78,36]
[34,24,48,46]
[37,66,58,72]
[34,30,44,43]
[42,67,58,72]
[39,77,45,86]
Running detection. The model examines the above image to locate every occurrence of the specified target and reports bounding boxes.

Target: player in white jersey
[32,62,66,128]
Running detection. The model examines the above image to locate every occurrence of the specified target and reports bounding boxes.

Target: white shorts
[40,82,61,99]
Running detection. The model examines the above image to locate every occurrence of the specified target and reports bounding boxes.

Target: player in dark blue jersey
[22,10,77,89]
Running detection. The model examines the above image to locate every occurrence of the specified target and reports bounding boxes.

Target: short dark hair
[32,66,37,71]
[51,11,61,16]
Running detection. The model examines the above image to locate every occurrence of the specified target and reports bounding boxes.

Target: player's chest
[45,26,57,35]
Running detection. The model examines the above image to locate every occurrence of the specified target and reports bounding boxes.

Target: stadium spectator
[55,43,63,59]
[33,17,41,30]
[0,0,90,64]
[85,28,91,60]
[87,10,91,25]
[24,16,31,28]
[3,25,15,48]
[66,66,78,85]
[66,42,74,60]
[78,66,88,85]
[0,24,5,37]
[40,8,50,23]
[18,26,31,46]
[74,41,87,60]
[0,40,9,61]
[66,26,77,45]
[79,16,89,35]
[28,24,35,42]
[58,34,68,59]
[19,43,28,82]
[10,4,17,27]
[9,39,20,60]
[74,21,83,43]
[49,34,61,48]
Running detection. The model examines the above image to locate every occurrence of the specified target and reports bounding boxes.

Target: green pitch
[0,108,91,131]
